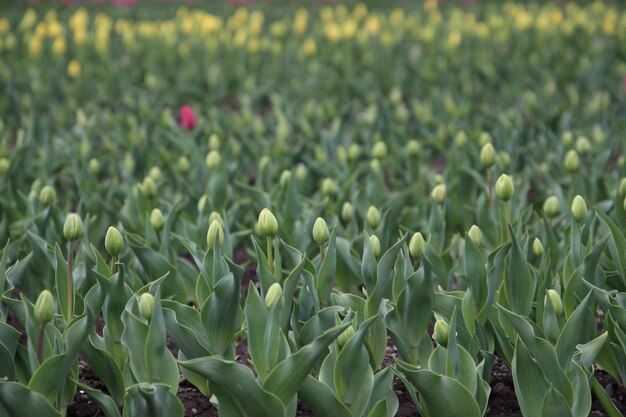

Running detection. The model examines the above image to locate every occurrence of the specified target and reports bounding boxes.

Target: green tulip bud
[207,220,224,248]
[543,196,560,218]
[39,185,56,207]
[369,235,381,257]
[123,153,135,173]
[575,136,591,155]
[336,146,347,163]
[34,290,55,323]
[571,195,587,223]
[495,174,514,201]
[150,208,164,232]
[178,156,190,173]
[209,133,220,151]
[467,225,483,247]
[546,289,563,315]
[321,178,337,196]
[348,144,361,162]
[265,283,283,309]
[372,141,388,159]
[208,211,223,225]
[197,195,209,213]
[257,208,278,237]
[88,158,100,174]
[431,184,447,204]
[366,206,381,228]
[259,155,271,171]
[532,238,544,257]
[370,159,381,175]
[497,151,511,167]
[0,157,10,174]
[406,139,421,157]
[479,143,496,169]
[341,202,353,223]
[564,150,580,172]
[63,213,83,241]
[295,164,307,181]
[105,226,124,256]
[433,319,449,347]
[409,232,426,259]
[562,131,573,146]
[312,217,330,245]
[454,131,467,147]
[479,131,492,146]
[142,177,157,199]
[149,166,162,182]
[279,170,292,187]
[592,125,605,145]
[205,150,221,170]
[619,178,626,197]
[337,326,355,348]
[138,293,155,321]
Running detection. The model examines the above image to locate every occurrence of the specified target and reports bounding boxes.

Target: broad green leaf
[123,383,183,417]
[505,227,535,315]
[541,386,573,417]
[555,292,594,367]
[298,375,351,417]
[201,272,241,356]
[75,381,122,417]
[463,234,486,307]
[512,340,550,417]
[80,338,125,405]
[317,228,337,305]
[0,382,61,417]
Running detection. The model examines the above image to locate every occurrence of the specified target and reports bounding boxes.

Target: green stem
[487,169,493,210]
[504,201,511,241]
[319,245,325,264]
[266,236,273,275]
[37,324,45,364]
[111,255,118,276]
[67,240,74,322]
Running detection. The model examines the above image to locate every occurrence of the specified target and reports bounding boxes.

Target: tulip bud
[479,132,492,146]
[63,213,83,241]
[149,167,162,182]
[532,238,544,257]
[575,136,591,155]
[208,211,223,225]
[39,185,56,207]
[312,217,330,245]
[321,178,337,196]
[257,208,278,237]
[543,196,560,218]
[370,159,381,175]
[366,206,381,228]
[138,293,155,321]
[34,290,55,323]
[347,144,361,162]
[197,195,209,213]
[431,184,447,204]
[433,319,449,347]
[562,131,573,146]
[150,208,164,232]
[207,220,224,248]
[619,178,626,197]
[409,232,426,258]
[88,158,100,174]
[341,202,353,223]
[295,164,307,181]
[265,283,283,309]
[209,134,220,151]
[479,143,496,169]
[372,141,387,159]
[406,139,421,157]
[571,195,587,223]
[279,170,291,187]
[0,157,10,174]
[454,131,467,147]
[495,174,514,201]
[564,150,580,172]
[337,326,355,348]
[369,235,381,257]
[105,226,124,256]
[142,177,157,199]
[205,150,221,170]
[467,225,483,247]
[178,156,190,173]
[546,289,563,315]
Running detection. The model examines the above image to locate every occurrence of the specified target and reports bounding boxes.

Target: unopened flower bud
[88,158,100,174]
[142,177,157,199]
[366,206,381,228]
[209,134,220,151]
[265,283,283,309]
[619,178,626,197]
[337,326,355,348]
[348,144,361,162]
[257,208,278,237]
[431,184,447,204]
[150,208,164,232]
[279,170,292,187]
[543,196,560,218]
[571,195,587,223]
[532,238,544,257]
[205,150,221,170]
[138,293,155,321]
[312,217,330,245]
[433,319,449,347]
[208,211,223,225]
[372,141,387,159]
[454,131,467,147]
[495,174,514,202]
[63,213,83,241]
[479,132,492,146]
[149,167,161,182]
[575,136,591,155]
[467,225,483,247]
[369,235,381,257]
[34,290,55,323]
[564,150,580,172]
[562,131,573,146]
[0,157,10,174]
[479,143,496,169]
[546,289,563,315]
[409,232,426,258]
[105,226,123,256]
[178,156,190,173]
[295,164,307,181]
[341,202,353,223]
[39,185,56,207]
[207,220,224,248]
[197,195,209,213]
[321,178,337,196]
[406,139,421,157]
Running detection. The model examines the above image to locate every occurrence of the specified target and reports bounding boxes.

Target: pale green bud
[321,178,337,196]
[259,155,271,171]
[564,150,580,172]
[562,131,573,146]
[369,235,381,257]
[495,174,514,202]
[0,157,11,174]
[337,326,355,348]
[467,225,483,247]
[312,217,330,245]
[619,178,626,197]
[431,184,447,204]
[479,143,496,169]
[265,283,283,309]
[34,290,55,323]
[433,319,449,347]
[105,226,124,256]
[543,196,560,218]
[150,208,164,232]
[209,133,220,150]
[532,238,544,257]
[88,158,100,174]
[592,125,605,145]
[197,195,209,213]
[149,166,161,182]
[454,131,467,147]
[257,208,278,237]
[295,164,307,181]
[138,293,155,321]
[209,211,223,225]
[336,146,347,163]
[142,177,157,199]
[39,185,56,207]
[497,151,511,167]
[205,150,221,170]
[575,136,591,155]
[279,170,292,187]
[123,153,135,173]
[348,144,361,162]
[406,139,421,157]
[370,159,381,175]
[571,195,587,223]
[409,232,426,258]
[63,213,83,241]
[546,289,563,315]
[478,132,492,146]
[207,220,224,248]
[372,141,388,159]
[178,156,190,173]
[366,206,381,228]
[341,202,353,224]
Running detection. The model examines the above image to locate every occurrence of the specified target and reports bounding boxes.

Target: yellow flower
[302,38,316,56]
[67,60,81,79]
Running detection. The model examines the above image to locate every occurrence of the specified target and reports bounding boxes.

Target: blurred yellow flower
[67,60,81,78]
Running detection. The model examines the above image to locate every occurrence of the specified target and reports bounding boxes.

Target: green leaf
[555,292,594,367]
[145,288,179,393]
[0,382,61,417]
[541,386,573,417]
[298,375,352,417]
[463,234,486,307]
[123,383,183,417]
[75,381,122,417]
[200,272,241,356]
[505,227,535,315]
[54,244,70,323]
[317,228,337,305]
[512,339,550,417]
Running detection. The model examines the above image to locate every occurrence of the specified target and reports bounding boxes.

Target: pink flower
[179,105,197,130]
[623,75,626,94]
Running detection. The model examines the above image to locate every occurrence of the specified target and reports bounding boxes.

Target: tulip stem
[504,201,511,240]
[37,324,45,364]
[487,169,493,210]
[67,240,74,322]
[266,236,274,275]
[320,245,325,264]
[111,255,118,276]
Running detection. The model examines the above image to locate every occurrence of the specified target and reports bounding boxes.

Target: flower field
[1,1,626,416]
